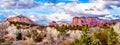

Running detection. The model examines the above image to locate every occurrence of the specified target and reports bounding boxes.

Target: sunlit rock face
[71,17,120,26]
[5,15,34,24]
[49,21,58,26]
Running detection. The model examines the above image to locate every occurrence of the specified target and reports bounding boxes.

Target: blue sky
[0,0,120,25]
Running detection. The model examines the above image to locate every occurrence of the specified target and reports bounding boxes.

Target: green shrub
[32,30,43,42]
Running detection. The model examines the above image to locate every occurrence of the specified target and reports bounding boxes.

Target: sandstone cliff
[5,15,34,24]
[71,17,119,26]
[49,21,58,26]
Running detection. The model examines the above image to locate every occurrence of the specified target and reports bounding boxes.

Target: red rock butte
[49,21,58,26]
[59,22,70,26]
[71,17,120,26]
[5,15,35,24]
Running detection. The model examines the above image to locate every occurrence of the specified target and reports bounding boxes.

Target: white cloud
[29,15,36,21]
[7,15,16,18]
[99,14,120,20]
[90,0,120,9]
[0,0,40,9]
[55,3,110,17]
[46,12,73,21]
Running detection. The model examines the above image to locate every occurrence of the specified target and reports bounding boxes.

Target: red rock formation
[71,17,114,26]
[59,22,70,26]
[49,21,58,26]
[5,15,34,24]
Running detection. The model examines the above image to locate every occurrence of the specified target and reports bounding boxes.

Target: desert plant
[55,25,68,33]
[16,33,22,40]
[32,30,43,42]
[107,28,119,45]
[0,22,9,42]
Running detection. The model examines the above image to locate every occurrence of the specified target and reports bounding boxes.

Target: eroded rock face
[5,15,34,24]
[71,17,119,26]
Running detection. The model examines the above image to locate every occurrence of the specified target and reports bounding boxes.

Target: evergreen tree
[107,27,119,45]
[70,25,93,45]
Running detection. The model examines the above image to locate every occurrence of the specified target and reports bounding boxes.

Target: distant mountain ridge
[4,15,120,26]
[5,15,35,24]
[48,17,120,26]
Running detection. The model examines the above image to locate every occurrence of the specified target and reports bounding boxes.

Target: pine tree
[107,27,119,45]
[70,25,93,45]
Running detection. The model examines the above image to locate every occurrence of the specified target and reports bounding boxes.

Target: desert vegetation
[0,21,120,45]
